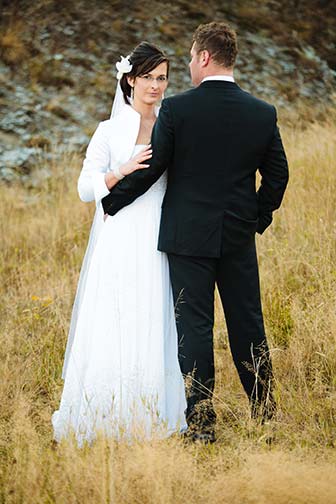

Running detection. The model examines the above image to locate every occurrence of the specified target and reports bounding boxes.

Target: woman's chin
[143,96,161,106]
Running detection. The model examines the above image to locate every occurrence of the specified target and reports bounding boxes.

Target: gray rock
[0,147,41,173]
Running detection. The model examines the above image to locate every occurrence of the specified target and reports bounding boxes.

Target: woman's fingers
[128,145,153,172]
[136,154,152,163]
[137,148,152,157]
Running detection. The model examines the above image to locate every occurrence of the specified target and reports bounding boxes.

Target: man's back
[158,80,288,257]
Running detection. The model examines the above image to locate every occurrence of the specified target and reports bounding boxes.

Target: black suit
[102,81,289,426]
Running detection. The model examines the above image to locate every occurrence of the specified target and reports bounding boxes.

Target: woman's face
[129,61,168,105]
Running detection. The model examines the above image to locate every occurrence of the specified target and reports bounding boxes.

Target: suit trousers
[168,237,274,427]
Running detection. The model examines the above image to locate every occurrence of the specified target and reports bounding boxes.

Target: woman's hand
[104,145,152,190]
[119,144,152,176]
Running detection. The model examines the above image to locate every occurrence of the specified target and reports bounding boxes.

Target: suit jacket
[102,81,289,257]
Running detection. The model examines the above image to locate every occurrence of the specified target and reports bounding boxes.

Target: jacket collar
[108,104,159,163]
[118,103,160,119]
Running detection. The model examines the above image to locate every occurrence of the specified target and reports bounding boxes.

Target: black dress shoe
[191,429,216,444]
[183,428,216,444]
[183,399,217,444]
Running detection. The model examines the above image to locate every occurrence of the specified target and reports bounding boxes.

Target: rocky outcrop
[0,0,335,181]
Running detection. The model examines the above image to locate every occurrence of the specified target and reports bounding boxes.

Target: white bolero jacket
[77,104,143,206]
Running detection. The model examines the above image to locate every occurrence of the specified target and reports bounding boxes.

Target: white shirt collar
[202,75,235,83]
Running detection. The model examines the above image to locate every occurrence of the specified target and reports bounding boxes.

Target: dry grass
[1,111,336,503]
[0,21,28,67]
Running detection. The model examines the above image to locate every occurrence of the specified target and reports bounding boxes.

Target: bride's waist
[121,188,165,211]
[131,176,167,199]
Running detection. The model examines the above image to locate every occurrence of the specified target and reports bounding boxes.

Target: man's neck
[202,66,234,79]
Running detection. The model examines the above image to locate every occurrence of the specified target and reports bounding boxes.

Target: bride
[52,42,187,445]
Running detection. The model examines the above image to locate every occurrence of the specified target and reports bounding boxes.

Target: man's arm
[102,99,174,215]
[257,107,289,234]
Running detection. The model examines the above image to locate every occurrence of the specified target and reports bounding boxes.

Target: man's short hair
[192,21,238,68]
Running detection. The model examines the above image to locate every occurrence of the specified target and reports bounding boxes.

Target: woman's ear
[127,76,135,88]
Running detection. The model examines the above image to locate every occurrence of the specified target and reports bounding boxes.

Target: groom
[102,22,289,441]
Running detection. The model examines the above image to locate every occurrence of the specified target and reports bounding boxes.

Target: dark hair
[120,41,169,104]
[192,21,238,68]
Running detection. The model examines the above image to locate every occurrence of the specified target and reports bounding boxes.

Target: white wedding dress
[52,145,187,446]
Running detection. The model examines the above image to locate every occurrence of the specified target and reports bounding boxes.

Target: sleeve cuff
[93,172,110,205]
[256,212,273,234]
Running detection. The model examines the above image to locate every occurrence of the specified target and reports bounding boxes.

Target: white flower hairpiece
[116,54,133,80]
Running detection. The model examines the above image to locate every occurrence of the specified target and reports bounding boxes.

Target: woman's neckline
[125,103,160,118]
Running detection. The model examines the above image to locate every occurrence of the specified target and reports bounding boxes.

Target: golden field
[0,109,336,503]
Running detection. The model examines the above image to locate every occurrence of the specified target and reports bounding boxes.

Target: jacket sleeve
[256,107,289,234]
[102,99,174,215]
[77,122,111,206]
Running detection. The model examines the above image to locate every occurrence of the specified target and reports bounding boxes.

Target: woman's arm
[78,122,152,206]
[78,122,111,205]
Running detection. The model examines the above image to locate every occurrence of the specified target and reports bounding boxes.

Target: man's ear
[200,50,210,67]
